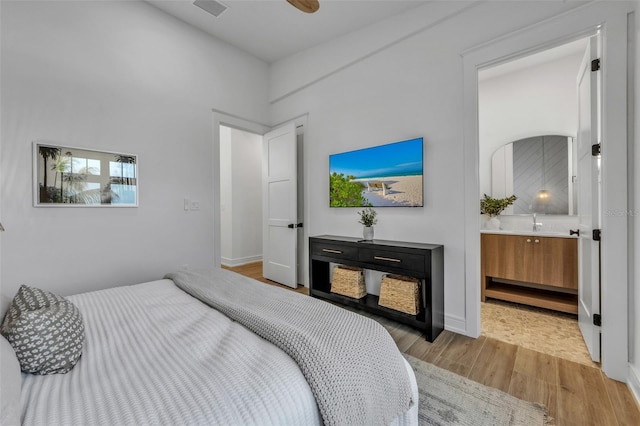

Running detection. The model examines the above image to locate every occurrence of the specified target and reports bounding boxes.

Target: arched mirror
[491,135,576,215]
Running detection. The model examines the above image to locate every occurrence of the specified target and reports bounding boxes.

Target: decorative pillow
[0,285,85,375]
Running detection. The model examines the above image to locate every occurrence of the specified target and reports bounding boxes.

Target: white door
[262,123,298,288]
[576,36,601,362]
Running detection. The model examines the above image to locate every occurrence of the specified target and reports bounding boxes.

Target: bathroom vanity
[481,230,578,314]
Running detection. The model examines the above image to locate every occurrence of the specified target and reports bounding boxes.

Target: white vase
[486,216,501,230]
[363,226,374,240]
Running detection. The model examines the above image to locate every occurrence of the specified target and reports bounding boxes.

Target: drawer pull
[526,239,532,243]
[534,239,540,243]
[322,249,343,254]
[374,256,401,263]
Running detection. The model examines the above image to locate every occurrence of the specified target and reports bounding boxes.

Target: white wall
[219,126,263,266]
[228,128,263,264]
[268,1,480,103]
[0,1,269,309]
[269,0,590,333]
[478,52,583,197]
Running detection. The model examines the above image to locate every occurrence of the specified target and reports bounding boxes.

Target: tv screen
[329,137,423,207]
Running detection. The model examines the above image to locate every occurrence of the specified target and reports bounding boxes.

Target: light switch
[184,198,190,211]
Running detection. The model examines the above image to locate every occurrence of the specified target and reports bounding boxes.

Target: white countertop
[480,229,577,238]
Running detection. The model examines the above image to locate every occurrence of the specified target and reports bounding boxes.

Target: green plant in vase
[357,206,377,240]
[480,194,517,230]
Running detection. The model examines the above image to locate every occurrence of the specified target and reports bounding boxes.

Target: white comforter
[21,280,322,425]
[19,279,418,425]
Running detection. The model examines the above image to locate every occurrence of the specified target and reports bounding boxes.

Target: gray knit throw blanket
[165,268,413,426]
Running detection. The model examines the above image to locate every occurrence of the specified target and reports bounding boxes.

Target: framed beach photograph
[33,142,138,207]
[329,137,424,207]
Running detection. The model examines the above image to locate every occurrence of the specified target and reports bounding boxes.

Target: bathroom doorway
[463,4,629,382]
[477,35,600,366]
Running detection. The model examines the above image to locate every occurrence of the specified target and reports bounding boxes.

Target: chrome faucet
[532,213,542,231]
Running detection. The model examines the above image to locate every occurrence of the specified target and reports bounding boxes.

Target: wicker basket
[379,274,421,315]
[331,265,366,299]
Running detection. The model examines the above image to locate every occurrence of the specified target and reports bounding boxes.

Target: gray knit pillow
[0,285,85,375]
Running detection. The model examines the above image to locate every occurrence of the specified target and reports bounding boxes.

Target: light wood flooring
[223,262,640,426]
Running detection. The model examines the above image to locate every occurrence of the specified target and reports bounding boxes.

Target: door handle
[374,256,401,263]
[287,223,303,229]
[570,229,580,237]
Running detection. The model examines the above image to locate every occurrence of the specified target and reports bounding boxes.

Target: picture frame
[33,142,138,207]
[329,137,423,207]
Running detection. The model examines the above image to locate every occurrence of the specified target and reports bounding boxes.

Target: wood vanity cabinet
[481,233,578,314]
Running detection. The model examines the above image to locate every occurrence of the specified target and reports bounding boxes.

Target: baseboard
[221,255,262,268]
[444,314,467,335]
[628,364,640,408]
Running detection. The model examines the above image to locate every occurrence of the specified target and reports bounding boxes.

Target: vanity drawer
[310,242,358,260]
[358,248,425,273]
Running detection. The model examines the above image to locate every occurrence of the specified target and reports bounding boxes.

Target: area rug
[404,354,552,425]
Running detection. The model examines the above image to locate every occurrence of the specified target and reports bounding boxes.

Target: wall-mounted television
[329,137,423,207]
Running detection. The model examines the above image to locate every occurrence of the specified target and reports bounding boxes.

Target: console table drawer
[358,248,425,273]
[311,242,358,260]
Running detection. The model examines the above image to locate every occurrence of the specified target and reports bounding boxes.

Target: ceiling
[147,0,428,63]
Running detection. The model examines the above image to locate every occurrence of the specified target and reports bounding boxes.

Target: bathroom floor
[481,299,598,367]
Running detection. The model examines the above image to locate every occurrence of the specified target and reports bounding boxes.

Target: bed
[1,268,418,425]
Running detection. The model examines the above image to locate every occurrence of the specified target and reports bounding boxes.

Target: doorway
[477,36,599,365]
[462,2,629,383]
[213,113,307,288]
[219,125,263,267]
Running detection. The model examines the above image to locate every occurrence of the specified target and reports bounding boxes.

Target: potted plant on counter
[480,194,517,230]
[357,206,377,241]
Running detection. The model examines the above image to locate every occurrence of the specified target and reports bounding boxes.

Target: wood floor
[223,262,640,426]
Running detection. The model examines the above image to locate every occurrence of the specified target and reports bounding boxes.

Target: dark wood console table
[309,235,444,342]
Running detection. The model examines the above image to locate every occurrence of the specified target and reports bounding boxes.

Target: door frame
[212,110,310,286]
[462,2,630,381]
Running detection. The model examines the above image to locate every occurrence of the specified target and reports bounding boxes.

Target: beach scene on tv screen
[329,138,423,207]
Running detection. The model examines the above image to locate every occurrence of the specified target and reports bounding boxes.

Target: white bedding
[21,280,321,425]
[19,279,418,425]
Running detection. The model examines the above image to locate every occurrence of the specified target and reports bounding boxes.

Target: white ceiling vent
[193,0,228,18]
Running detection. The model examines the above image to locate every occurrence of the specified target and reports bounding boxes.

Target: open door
[576,35,601,362]
[262,123,298,288]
